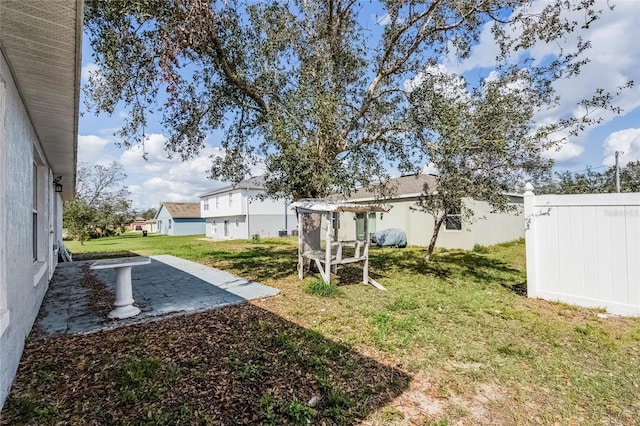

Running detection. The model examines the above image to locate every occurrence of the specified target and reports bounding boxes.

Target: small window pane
[445,214,462,230]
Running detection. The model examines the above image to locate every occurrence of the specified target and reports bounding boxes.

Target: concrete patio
[37,255,279,336]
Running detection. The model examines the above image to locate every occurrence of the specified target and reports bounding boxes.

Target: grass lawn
[3,233,640,425]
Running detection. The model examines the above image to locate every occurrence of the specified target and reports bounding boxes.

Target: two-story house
[200,176,297,239]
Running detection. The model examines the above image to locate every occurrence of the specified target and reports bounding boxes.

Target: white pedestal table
[90,257,151,319]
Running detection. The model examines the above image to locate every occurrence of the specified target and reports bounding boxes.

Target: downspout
[284,198,288,233]
[246,187,250,239]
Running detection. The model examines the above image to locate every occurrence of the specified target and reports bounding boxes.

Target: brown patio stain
[1,303,410,425]
[81,263,116,319]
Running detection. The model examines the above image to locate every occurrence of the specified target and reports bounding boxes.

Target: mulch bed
[2,303,409,425]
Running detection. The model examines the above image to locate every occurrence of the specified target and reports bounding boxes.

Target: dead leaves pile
[2,304,409,425]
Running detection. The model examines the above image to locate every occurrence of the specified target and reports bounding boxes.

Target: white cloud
[81,63,100,83]
[422,162,438,175]
[543,140,585,163]
[119,133,173,166]
[602,128,640,167]
[116,134,228,209]
[77,134,117,165]
[75,130,270,210]
[405,64,471,103]
[443,0,640,142]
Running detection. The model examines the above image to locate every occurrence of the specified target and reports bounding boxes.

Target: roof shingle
[161,202,202,218]
[348,174,438,200]
[200,176,265,198]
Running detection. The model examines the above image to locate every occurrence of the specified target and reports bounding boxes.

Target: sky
[78,0,640,210]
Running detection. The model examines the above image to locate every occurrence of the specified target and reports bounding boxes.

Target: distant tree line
[535,161,640,194]
[139,208,157,220]
[63,162,133,243]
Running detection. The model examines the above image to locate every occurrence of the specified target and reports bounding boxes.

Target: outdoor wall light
[53,176,63,193]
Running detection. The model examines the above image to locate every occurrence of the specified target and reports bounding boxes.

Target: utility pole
[615,151,623,193]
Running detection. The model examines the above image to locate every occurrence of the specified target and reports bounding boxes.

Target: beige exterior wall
[338,196,524,249]
[463,197,525,248]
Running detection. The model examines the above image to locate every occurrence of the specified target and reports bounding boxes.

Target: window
[229,193,233,206]
[168,219,172,229]
[355,212,375,241]
[445,206,462,231]
[31,148,47,287]
[203,199,209,211]
[31,155,45,264]
[368,212,377,233]
[235,219,239,229]
[212,220,217,234]
[216,197,220,208]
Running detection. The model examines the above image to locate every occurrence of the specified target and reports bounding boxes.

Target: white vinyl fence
[524,185,640,316]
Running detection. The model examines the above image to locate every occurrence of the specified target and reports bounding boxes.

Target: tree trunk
[427,213,446,259]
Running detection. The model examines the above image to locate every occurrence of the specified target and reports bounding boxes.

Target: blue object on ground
[374,228,407,248]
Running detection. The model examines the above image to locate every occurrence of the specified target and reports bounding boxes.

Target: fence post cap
[524,182,535,195]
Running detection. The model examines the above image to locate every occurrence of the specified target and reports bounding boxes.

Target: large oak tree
[85,0,625,202]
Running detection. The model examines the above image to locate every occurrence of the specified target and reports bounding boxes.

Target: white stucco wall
[0,52,56,408]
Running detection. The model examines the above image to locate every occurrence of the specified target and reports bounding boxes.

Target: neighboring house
[155,202,206,236]
[128,217,147,231]
[200,176,297,239]
[145,219,157,233]
[338,174,524,249]
[0,1,82,409]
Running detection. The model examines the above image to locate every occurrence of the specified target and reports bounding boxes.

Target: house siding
[156,205,173,235]
[156,205,205,236]
[0,52,59,407]
[201,186,297,239]
[205,216,247,239]
[338,196,524,249]
[249,214,297,237]
[172,218,206,236]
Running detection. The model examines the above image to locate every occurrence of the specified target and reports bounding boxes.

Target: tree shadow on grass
[195,244,522,292]
[366,247,525,289]
[500,280,528,296]
[432,251,524,285]
[210,246,299,281]
[368,248,451,280]
[3,304,410,425]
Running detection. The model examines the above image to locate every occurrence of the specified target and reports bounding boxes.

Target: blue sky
[78,0,640,210]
